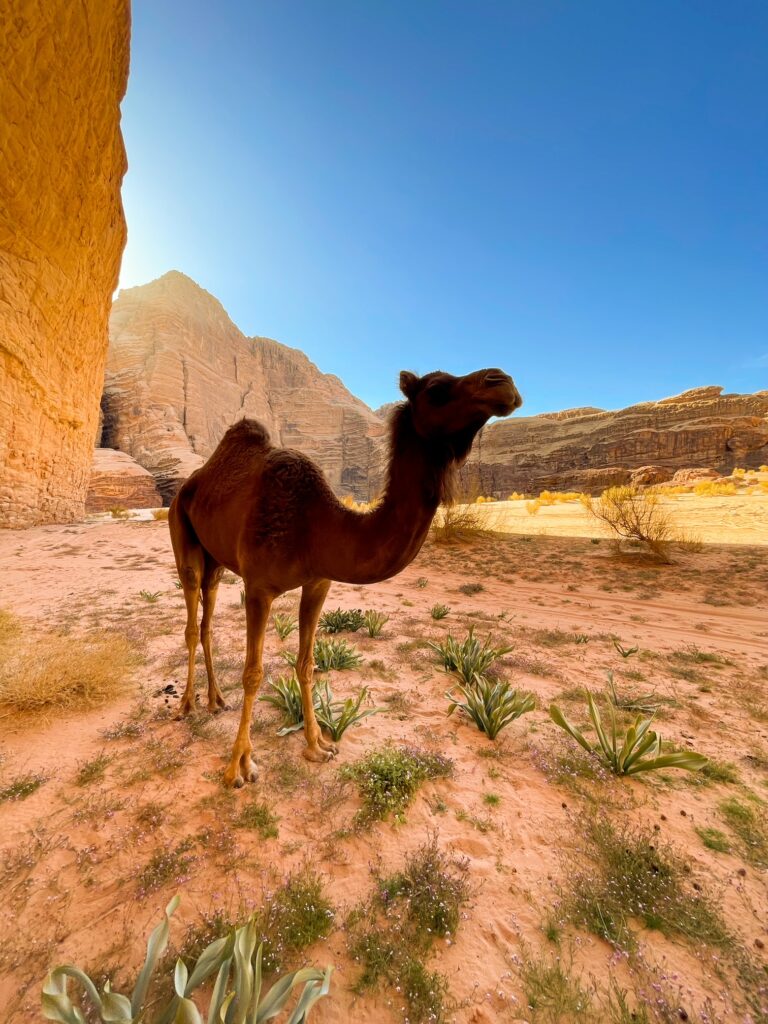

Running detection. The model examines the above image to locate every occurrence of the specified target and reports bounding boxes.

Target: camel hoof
[209,702,230,714]
[319,740,339,755]
[232,775,245,789]
[242,758,258,783]
[303,746,333,764]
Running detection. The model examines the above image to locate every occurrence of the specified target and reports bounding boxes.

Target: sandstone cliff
[464,386,768,495]
[0,1,130,527]
[86,449,162,513]
[102,272,385,501]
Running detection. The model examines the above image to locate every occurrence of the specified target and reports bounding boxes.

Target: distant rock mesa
[463,385,768,495]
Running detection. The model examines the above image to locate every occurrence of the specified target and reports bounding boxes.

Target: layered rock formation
[102,272,385,501]
[464,386,768,496]
[0,1,130,527]
[86,449,162,513]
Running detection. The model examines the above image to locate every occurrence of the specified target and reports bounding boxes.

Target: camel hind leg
[169,499,205,717]
[201,560,228,711]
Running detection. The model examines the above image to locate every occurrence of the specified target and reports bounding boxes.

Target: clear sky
[119,0,767,414]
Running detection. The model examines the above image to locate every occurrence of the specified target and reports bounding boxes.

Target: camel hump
[219,418,272,450]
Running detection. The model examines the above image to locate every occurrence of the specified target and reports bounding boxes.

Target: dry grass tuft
[0,614,141,715]
[430,500,497,543]
[152,507,169,520]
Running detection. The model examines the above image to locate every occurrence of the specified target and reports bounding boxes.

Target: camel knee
[242,669,263,695]
[181,566,201,589]
[185,626,200,648]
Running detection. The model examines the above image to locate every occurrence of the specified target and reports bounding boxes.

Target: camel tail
[168,490,201,581]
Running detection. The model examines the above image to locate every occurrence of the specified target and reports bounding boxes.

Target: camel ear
[399,370,421,400]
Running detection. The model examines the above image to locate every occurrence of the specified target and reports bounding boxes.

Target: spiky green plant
[430,604,450,620]
[314,682,381,742]
[363,610,389,638]
[446,676,535,739]
[273,613,298,641]
[313,637,362,671]
[428,626,513,684]
[549,694,707,776]
[605,671,659,715]
[259,674,312,735]
[139,591,161,603]
[41,895,332,1024]
[319,608,365,634]
[574,634,589,644]
[613,640,639,659]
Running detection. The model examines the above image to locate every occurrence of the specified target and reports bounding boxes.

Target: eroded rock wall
[464,386,768,496]
[86,448,162,512]
[103,272,386,502]
[0,1,130,527]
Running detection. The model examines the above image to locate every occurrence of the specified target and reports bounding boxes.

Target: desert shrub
[566,814,730,951]
[582,486,674,562]
[139,590,161,603]
[152,507,169,520]
[549,688,707,776]
[349,837,467,1023]
[430,500,493,543]
[314,682,380,741]
[446,676,535,739]
[0,623,140,714]
[379,835,470,941]
[428,626,513,684]
[272,613,298,640]
[234,799,279,838]
[612,640,638,658]
[0,772,46,804]
[42,895,332,1023]
[319,608,365,633]
[694,480,737,497]
[256,867,335,973]
[719,798,768,867]
[507,491,525,501]
[430,603,450,620]
[363,610,388,637]
[342,745,453,823]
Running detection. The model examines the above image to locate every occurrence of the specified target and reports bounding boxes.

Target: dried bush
[0,615,140,714]
[582,486,675,563]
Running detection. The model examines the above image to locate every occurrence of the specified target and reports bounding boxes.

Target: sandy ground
[0,518,767,1023]
[468,493,768,547]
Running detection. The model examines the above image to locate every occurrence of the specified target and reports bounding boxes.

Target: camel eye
[425,381,452,406]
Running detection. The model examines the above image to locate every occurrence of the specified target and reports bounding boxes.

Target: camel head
[398,367,522,461]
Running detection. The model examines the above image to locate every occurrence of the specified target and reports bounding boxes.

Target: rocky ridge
[464,385,768,495]
[101,272,385,502]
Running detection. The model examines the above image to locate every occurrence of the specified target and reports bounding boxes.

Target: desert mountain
[100,272,385,502]
[463,385,768,495]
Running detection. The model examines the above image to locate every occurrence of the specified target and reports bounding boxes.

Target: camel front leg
[297,579,337,762]
[223,587,272,788]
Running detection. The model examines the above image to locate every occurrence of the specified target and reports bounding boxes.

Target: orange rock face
[102,272,385,502]
[86,449,163,512]
[464,387,768,495]
[0,0,130,528]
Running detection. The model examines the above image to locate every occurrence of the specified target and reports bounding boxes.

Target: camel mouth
[488,380,523,417]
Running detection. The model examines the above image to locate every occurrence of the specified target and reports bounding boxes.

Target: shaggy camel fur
[169,368,522,786]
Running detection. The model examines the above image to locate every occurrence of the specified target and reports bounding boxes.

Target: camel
[168,367,522,787]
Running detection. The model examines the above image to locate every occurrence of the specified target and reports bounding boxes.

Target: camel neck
[321,407,447,584]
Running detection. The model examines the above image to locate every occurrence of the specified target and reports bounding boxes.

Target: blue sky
[119,1,767,414]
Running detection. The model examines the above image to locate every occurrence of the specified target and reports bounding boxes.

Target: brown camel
[169,367,522,787]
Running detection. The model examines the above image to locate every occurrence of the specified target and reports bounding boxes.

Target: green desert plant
[605,671,660,715]
[613,640,638,659]
[430,603,450,620]
[319,608,365,634]
[342,746,453,823]
[41,895,332,1024]
[259,674,311,735]
[282,638,362,673]
[314,682,381,742]
[446,676,535,739]
[574,634,590,644]
[313,637,362,672]
[139,591,161,603]
[428,626,513,685]
[549,693,707,776]
[415,577,429,589]
[363,610,389,638]
[272,613,298,641]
